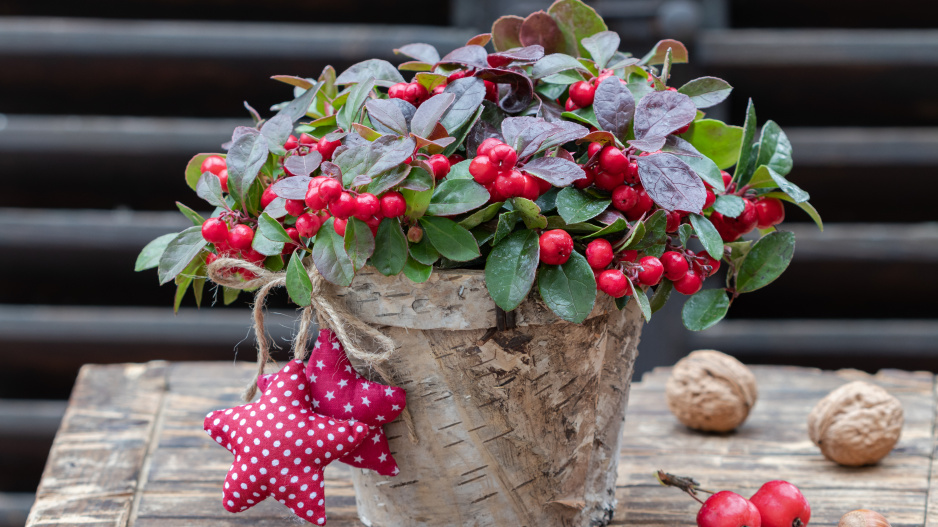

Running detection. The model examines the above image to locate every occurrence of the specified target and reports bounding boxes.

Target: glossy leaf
[402,187,433,222]
[593,76,635,141]
[736,231,795,293]
[411,93,455,138]
[682,119,743,170]
[175,202,204,226]
[458,201,503,229]
[427,179,491,216]
[512,197,548,229]
[337,77,376,131]
[257,212,294,243]
[632,90,696,150]
[227,131,269,203]
[394,43,440,64]
[753,166,810,203]
[713,194,746,217]
[688,213,724,260]
[641,39,688,65]
[764,192,823,231]
[283,152,323,177]
[223,286,240,305]
[403,256,433,283]
[628,280,652,322]
[286,252,313,306]
[547,0,608,57]
[755,121,794,176]
[733,98,758,184]
[649,279,673,314]
[677,77,732,109]
[582,216,628,240]
[371,218,408,275]
[582,31,620,70]
[135,232,178,272]
[172,257,202,313]
[419,216,480,262]
[438,45,489,69]
[276,81,323,121]
[485,229,540,311]
[365,135,417,178]
[561,107,601,129]
[264,196,288,220]
[522,156,586,186]
[519,11,565,55]
[312,218,355,286]
[630,210,667,250]
[158,226,207,284]
[532,53,589,79]
[669,141,724,192]
[556,186,611,224]
[271,175,313,200]
[538,250,596,323]
[408,236,440,266]
[335,59,404,87]
[252,229,285,256]
[636,153,706,213]
[682,289,730,330]
[366,164,412,197]
[344,217,375,271]
[440,77,486,133]
[366,99,408,136]
[487,45,545,68]
[491,15,524,51]
[398,166,434,192]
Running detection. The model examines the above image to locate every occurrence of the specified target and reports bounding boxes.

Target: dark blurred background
[1,1,937,525]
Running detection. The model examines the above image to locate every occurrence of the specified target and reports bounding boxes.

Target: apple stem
[654,470,711,504]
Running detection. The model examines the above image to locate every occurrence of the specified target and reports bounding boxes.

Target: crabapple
[353,193,380,221]
[427,154,451,180]
[317,179,343,204]
[333,217,347,236]
[495,170,526,199]
[328,192,356,220]
[469,156,498,185]
[666,210,681,232]
[624,160,640,184]
[284,199,306,217]
[284,135,299,150]
[749,480,810,527]
[520,173,540,201]
[612,185,639,212]
[260,186,278,210]
[477,137,502,158]
[317,136,342,160]
[697,491,762,527]
[599,146,628,175]
[305,185,327,211]
[594,169,625,192]
[489,144,518,170]
[574,166,595,189]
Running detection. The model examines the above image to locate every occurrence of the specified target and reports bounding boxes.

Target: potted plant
[136,1,821,525]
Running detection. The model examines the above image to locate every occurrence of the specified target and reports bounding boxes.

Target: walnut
[807,381,903,466]
[665,350,758,432]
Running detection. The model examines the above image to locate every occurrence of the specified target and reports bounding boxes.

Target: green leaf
[535,187,560,213]
[257,212,294,243]
[492,15,524,52]
[547,0,608,57]
[195,173,227,209]
[411,92,455,138]
[678,223,694,247]
[641,39,689,65]
[733,99,758,185]
[371,218,408,275]
[337,77,376,131]
[172,257,202,314]
[223,286,241,305]
[175,202,205,227]
[399,166,435,191]
[335,59,405,87]
[682,289,730,330]
[713,195,746,217]
[440,78,486,134]
[556,186,611,224]
[265,254,285,272]
[561,107,601,129]
[494,210,521,245]
[631,210,668,250]
[136,233,178,272]
[459,201,503,229]
[403,256,432,283]
[735,231,795,293]
[754,121,793,176]
[485,230,540,312]
[408,236,440,266]
[227,132,269,203]
[628,280,652,322]
[683,119,743,171]
[621,222,646,250]
[649,279,673,314]
[311,218,355,286]
[754,166,810,203]
[252,230,285,257]
[344,217,375,271]
[511,198,548,229]
[192,277,205,308]
[419,216,480,262]
[286,252,313,306]
[679,151,725,193]
[677,77,733,109]
[531,53,590,79]
[689,213,724,259]
[184,153,224,191]
[402,187,433,222]
[157,226,207,284]
[366,164,412,197]
[442,105,485,158]
[537,251,596,323]
[428,179,491,216]
[582,217,629,240]
[581,31,620,70]
[763,192,823,231]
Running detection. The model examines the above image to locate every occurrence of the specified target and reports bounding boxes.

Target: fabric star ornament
[204,359,368,525]
[305,329,408,476]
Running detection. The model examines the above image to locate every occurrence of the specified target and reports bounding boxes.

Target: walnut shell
[665,350,758,432]
[807,381,903,466]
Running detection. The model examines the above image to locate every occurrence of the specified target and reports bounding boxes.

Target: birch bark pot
[332,267,644,527]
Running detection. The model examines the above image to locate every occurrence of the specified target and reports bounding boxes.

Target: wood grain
[26,363,938,527]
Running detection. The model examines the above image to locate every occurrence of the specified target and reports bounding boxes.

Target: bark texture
[331,268,644,527]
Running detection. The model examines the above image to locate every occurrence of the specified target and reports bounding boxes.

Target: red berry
[380,191,407,218]
[624,160,640,184]
[283,199,305,217]
[565,97,580,112]
[317,137,342,161]
[594,169,626,192]
[317,179,343,204]
[388,82,408,100]
[665,210,681,232]
[599,146,629,175]
[305,185,327,211]
[469,155,499,185]
[201,218,229,244]
[284,135,299,150]
[218,169,229,192]
[295,213,321,238]
[299,133,317,146]
[695,251,722,277]
[612,185,639,212]
[587,142,603,158]
[405,82,429,105]
[597,269,630,298]
[228,224,255,252]
[484,80,498,102]
[704,189,716,209]
[624,186,654,220]
[353,193,380,221]
[427,154,451,180]
[205,252,219,265]
[477,138,503,158]
[673,268,703,295]
[717,199,759,237]
[673,123,690,135]
[568,80,596,107]
[520,174,540,201]
[489,144,518,170]
[200,155,227,176]
[285,227,301,245]
[538,229,574,265]
[661,251,689,281]
[364,215,382,236]
[242,248,266,264]
[755,197,785,228]
[618,249,638,262]
[721,170,733,190]
[750,481,810,527]
[332,217,348,236]
[431,84,446,96]
[260,186,278,210]
[574,166,595,189]
[495,170,526,199]
[585,239,614,269]
[447,70,471,83]
[637,256,664,286]
[329,192,356,220]
[697,491,762,527]
[448,153,465,165]
[533,176,552,194]
[407,225,423,243]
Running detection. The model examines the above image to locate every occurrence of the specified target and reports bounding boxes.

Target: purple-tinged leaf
[337,77,376,132]
[271,75,315,90]
[243,101,262,124]
[636,153,706,213]
[227,131,269,202]
[264,196,288,219]
[231,125,259,143]
[196,173,226,208]
[537,96,565,123]
[393,43,441,65]
[487,45,545,68]
[522,156,586,186]
[276,81,322,122]
[438,45,489,70]
[335,59,404,87]
[606,56,640,70]
[491,15,524,52]
[641,39,689,65]
[321,162,342,181]
[351,173,373,187]
[522,120,589,158]
[157,226,207,285]
[628,136,667,152]
[284,152,323,177]
[595,209,627,225]
[365,99,408,136]
[366,135,417,177]
[411,93,455,138]
[272,175,313,200]
[440,77,486,133]
[678,76,733,109]
[531,53,588,79]
[366,164,412,196]
[260,113,293,154]
[351,123,382,141]
[576,130,618,146]
[467,33,492,47]
[547,0,608,56]
[476,68,535,114]
[519,11,565,55]
[413,135,456,155]
[467,120,502,156]
[593,76,635,141]
[556,148,576,163]
[501,116,553,154]
[632,90,696,148]
[661,136,703,158]
[582,31,620,70]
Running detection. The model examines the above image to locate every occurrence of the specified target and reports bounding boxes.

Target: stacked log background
[1,0,937,525]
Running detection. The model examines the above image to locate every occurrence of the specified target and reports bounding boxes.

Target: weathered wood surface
[27,363,936,527]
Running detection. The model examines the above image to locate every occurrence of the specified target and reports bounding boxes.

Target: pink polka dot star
[204,359,368,525]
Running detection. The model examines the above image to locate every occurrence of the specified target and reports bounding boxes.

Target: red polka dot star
[204,359,368,525]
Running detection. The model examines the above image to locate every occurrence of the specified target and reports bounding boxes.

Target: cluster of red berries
[698,480,810,527]
[437,69,498,102]
[388,81,430,106]
[564,69,622,111]
[302,176,406,236]
[580,143,655,221]
[468,138,551,201]
[708,172,786,243]
[200,217,289,280]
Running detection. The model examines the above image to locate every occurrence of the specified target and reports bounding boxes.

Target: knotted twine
[205,256,418,443]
